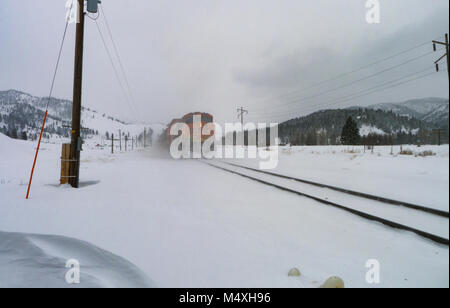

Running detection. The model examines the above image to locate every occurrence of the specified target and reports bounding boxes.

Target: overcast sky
[0,0,448,125]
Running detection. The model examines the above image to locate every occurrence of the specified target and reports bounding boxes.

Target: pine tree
[340,116,360,145]
[10,128,18,139]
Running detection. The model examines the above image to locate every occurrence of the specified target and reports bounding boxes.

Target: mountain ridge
[361,97,449,128]
[0,89,163,142]
[279,97,449,145]
[1,89,448,145]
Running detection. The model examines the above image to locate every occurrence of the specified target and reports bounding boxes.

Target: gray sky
[0,0,448,125]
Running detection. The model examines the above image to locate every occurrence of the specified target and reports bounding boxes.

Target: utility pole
[433,33,450,82]
[109,133,120,154]
[69,0,85,188]
[237,107,248,126]
[111,133,114,154]
[119,129,122,151]
[144,128,147,148]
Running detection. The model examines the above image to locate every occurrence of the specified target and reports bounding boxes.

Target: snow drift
[0,231,154,288]
[0,132,33,162]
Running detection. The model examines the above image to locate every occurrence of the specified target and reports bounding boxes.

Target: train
[164,112,215,150]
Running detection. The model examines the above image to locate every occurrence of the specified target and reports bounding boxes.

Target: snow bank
[0,231,154,288]
[0,132,33,161]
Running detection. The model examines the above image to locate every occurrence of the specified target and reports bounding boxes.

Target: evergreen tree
[340,116,360,145]
[10,128,18,139]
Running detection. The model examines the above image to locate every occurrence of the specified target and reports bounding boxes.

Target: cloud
[233,47,339,90]
[0,0,448,125]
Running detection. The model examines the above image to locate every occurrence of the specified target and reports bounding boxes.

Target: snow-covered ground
[224,145,449,212]
[0,133,448,287]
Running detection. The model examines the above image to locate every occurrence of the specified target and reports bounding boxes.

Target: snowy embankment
[0,133,448,287]
[0,231,153,288]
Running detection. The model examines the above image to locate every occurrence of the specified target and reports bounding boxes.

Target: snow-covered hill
[277,97,449,145]
[278,108,436,145]
[367,97,449,128]
[0,89,72,120]
[0,89,166,144]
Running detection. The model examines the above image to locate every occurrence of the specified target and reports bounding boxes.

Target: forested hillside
[278,108,447,145]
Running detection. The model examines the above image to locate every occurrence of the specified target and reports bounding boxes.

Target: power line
[313,70,443,118]
[250,69,442,122]
[94,18,139,121]
[333,70,443,107]
[248,66,439,120]
[320,67,436,110]
[251,65,435,118]
[45,19,71,109]
[251,50,436,113]
[254,71,440,122]
[246,37,443,108]
[100,4,142,122]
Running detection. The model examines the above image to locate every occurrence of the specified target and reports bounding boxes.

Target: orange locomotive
[165,112,215,146]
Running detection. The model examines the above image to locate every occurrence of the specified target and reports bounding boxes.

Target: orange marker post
[26,110,48,199]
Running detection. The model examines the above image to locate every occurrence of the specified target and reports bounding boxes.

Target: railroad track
[204,160,450,246]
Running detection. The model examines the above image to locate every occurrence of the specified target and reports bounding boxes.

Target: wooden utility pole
[69,0,85,188]
[433,33,450,82]
[237,107,248,127]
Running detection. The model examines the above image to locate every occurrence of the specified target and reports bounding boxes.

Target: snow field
[0,135,448,287]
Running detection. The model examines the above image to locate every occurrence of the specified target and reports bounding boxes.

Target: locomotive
[165,112,215,148]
